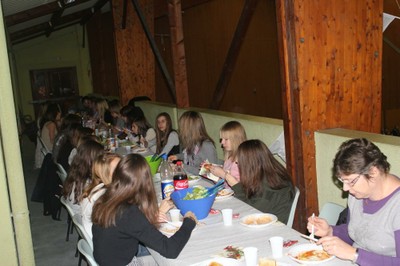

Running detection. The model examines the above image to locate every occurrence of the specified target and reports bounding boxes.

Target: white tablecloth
[149,179,353,266]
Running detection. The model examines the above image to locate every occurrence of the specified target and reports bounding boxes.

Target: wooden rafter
[209,0,259,109]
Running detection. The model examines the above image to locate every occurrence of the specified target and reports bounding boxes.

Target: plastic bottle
[173,161,188,191]
[160,154,174,199]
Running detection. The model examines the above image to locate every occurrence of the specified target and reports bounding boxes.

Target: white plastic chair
[56,163,68,183]
[60,196,75,241]
[319,202,346,225]
[77,239,98,266]
[286,186,300,228]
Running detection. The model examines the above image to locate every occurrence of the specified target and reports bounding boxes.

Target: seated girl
[92,154,197,265]
[224,139,295,224]
[155,112,180,156]
[80,153,121,240]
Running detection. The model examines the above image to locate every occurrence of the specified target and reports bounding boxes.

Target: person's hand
[159,198,174,214]
[184,211,198,224]
[307,216,332,237]
[318,236,357,261]
[210,165,225,178]
[140,136,148,147]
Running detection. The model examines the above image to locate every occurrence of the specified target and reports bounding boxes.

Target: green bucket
[145,155,162,176]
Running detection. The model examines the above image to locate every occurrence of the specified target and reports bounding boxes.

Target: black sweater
[92,205,195,266]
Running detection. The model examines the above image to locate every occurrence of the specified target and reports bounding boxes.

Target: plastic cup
[269,236,283,258]
[125,145,131,152]
[243,247,258,266]
[221,208,233,226]
[169,209,181,223]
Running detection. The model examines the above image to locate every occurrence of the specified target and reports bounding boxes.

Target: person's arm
[125,206,196,259]
[144,128,157,153]
[47,122,57,145]
[355,230,400,265]
[161,131,179,156]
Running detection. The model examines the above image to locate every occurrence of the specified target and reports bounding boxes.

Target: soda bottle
[159,154,174,199]
[173,161,188,190]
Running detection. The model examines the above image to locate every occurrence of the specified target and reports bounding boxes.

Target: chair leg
[66,214,72,241]
[75,236,81,258]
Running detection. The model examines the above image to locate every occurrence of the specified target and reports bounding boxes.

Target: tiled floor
[22,136,80,266]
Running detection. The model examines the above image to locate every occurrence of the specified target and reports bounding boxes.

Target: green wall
[10,25,93,118]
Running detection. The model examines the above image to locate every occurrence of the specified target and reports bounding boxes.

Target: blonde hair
[220,121,247,160]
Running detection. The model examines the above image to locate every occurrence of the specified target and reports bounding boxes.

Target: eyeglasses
[337,174,362,187]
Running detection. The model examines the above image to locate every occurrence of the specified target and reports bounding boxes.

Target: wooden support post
[276,0,383,231]
[167,0,189,108]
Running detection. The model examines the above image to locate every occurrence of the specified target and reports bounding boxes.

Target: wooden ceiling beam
[10,9,92,43]
[4,0,93,27]
[154,0,212,18]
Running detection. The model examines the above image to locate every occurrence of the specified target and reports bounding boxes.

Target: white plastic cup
[125,145,131,152]
[269,236,283,258]
[221,208,233,226]
[243,247,258,266]
[169,209,181,223]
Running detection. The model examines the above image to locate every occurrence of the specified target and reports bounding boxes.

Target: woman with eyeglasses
[227,139,295,224]
[307,138,400,265]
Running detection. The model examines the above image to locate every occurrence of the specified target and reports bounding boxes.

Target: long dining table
[149,178,353,266]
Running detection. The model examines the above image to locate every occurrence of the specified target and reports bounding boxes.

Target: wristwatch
[352,248,359,264]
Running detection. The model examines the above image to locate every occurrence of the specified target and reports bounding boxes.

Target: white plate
[288,243,334,264]
[159,222,182,237]
[215,188,234,200]
[132,147,148,153]
[188,175,201,186]
[239,213,277,228]
[190,257,241,266]
[159,221,197,237]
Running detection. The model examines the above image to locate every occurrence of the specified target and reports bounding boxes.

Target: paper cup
[269,236,283,258]
[243,247,258,266]
[221,208,233,226]
[169,209,181,223]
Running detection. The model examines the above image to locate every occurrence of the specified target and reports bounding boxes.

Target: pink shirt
[224,158,240,188]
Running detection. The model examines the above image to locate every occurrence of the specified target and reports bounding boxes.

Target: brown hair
[81,153,121,200]
[178,111,214,154]
[237,139,293,198]
[220,121,247,160]
[92,154,159,228]
[62,140,105,203]
[333,138,390,179]
[155,112,175,154]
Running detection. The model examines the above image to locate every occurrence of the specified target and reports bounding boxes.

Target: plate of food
[159,222,182,237]
[288,243,334,264]
[132,147,147,153]
[159,221,198,237]
[217,246,244,261]
[190,257,242,266]
[188,175,201,186]
[215,188,234,200]
[240,213,277,228]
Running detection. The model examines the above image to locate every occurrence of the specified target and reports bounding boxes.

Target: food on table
[258,258,276,266]
[243,215,272,225]
[217,189,232,196]
[295,249,331,261]
[283,239,298,248]
[188,175,200,181]
[208,262,223,266]
[183,186,208,200]
[223,246,244,260]
[203,163,212,171]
